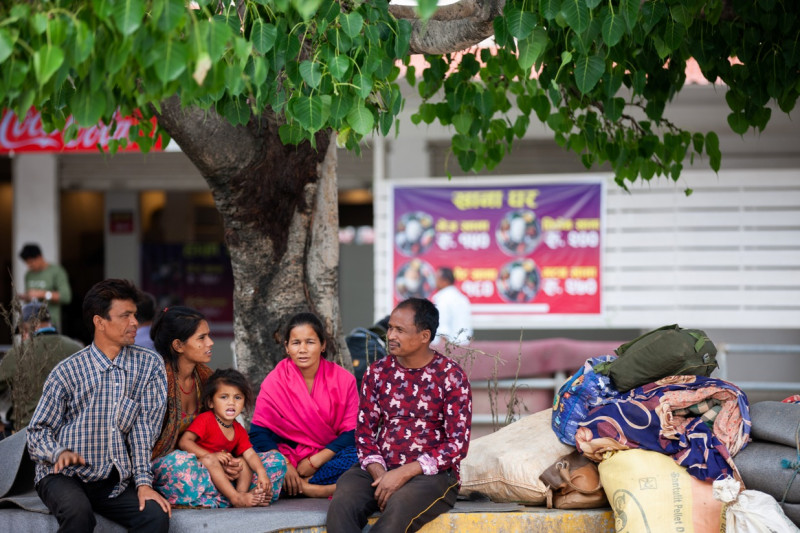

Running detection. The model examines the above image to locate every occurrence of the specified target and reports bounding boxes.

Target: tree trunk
[155,99,350,389]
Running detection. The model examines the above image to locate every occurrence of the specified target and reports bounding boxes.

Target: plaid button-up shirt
[27,343,167,497]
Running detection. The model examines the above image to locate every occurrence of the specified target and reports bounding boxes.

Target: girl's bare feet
[229,488,268,507]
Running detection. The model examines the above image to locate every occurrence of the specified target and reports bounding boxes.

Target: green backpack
[595,324,718,392]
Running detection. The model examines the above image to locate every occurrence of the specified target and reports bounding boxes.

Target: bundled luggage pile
[459,325,800,533]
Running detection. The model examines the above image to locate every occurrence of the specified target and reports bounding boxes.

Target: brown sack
[538,450,609,509]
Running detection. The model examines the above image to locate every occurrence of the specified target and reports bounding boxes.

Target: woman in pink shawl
[249,312,358,498]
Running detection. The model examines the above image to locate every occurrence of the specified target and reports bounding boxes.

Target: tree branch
[153,96,261,177]
[389,0,504,54]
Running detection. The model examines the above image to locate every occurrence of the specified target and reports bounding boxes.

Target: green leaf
[92,0,113,18]
[641,1,667,34]
[574,54,604,94]
[33,45,64,86]
[662,19,686,52]
[725,89,746,112]
[328,55,349,80]
[604,97,624,122]
[158,0,185,33]
[224,63,245,95]
[246,55,267,86]
[291,0,322,20]
[252,20,278,54]
[347,103,374,136]
[151,41,187,83]
[621,0,639,31]
[518,27,548,70]
[66,20,94,64]
[505,7,536,40]
[70,85,106,126]
[452,112,473,135]
[547,110,569,132]
[456,149,477,171]
[330,92,354,120]
[562,0,590,34]
[353,73,372,99]
[0,29,16,64]
[631,70,646,95]
[292,95,327,132]
[395,19,412,58]
[513,115,530,138]
[727,111,749,135]
[47,16,69,47]
[532,94,550,122]
[112,0,145,36]
[279,122,307,145]
[204,20,233,62]
[493,14,509,47]
[221,97,250,126]
[31,13,48,35]
[706,131,721,171]
[692,132,704,154]
[601,8,626,47]
[669,4,692,27]
[340,12,364,39]
[299,60,322,89]
[641,159,657,181]
[105,38,133,76]
[540,0,562,20]
[417,0,439,21]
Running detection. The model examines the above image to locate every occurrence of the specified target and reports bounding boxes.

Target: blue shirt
[27,343,167,497]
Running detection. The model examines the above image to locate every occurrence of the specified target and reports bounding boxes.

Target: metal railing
[471,371,567,426]
[472,343,800,426]
[715,343,800,392]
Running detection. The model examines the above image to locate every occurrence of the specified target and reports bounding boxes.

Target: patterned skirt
[308,445,358,486]
[152,450,286,508]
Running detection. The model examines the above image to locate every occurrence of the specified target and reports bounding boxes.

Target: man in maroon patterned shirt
[327,298,472,533]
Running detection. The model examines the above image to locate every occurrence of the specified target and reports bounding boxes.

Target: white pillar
[12,154,59,292]
[104,191,140,283]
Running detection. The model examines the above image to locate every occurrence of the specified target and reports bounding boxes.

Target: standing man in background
[432,267,473,348]
[18,243,72,331]
[134,292,157,351]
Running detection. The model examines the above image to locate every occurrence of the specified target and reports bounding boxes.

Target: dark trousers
[326,466,458,533]
[36,472,169,533]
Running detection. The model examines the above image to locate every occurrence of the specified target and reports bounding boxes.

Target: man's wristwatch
[44,291,53,301]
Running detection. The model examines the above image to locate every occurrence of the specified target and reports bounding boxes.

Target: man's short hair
[82,279,141,335]
[437,267,455,285]
[136,292,157,323]
[22,301,51,324]
[19,243,42,260]
[395,298,439,342]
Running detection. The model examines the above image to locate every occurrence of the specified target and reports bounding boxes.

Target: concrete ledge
[276,506,615,533]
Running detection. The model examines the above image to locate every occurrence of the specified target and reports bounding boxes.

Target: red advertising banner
[0,108,161,153]
[390,179,604,322]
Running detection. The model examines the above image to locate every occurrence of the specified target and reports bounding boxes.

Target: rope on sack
[779,420,800,505]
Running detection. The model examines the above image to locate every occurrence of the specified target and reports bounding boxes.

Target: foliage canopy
[0,0,798,190]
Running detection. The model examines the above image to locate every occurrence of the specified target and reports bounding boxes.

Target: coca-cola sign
[0,108,162,153]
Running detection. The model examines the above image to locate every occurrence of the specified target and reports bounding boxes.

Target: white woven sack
[459,408,574,504]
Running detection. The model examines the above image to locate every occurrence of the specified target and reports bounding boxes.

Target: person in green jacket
[18,243,72,330]
[0,301,83,435]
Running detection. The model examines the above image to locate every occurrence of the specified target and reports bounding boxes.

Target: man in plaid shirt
[27,278,170,532]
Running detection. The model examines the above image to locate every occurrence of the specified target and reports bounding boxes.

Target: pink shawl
[251,357,358,467]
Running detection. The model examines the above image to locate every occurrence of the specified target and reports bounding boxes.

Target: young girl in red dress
[179,368,273,507]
